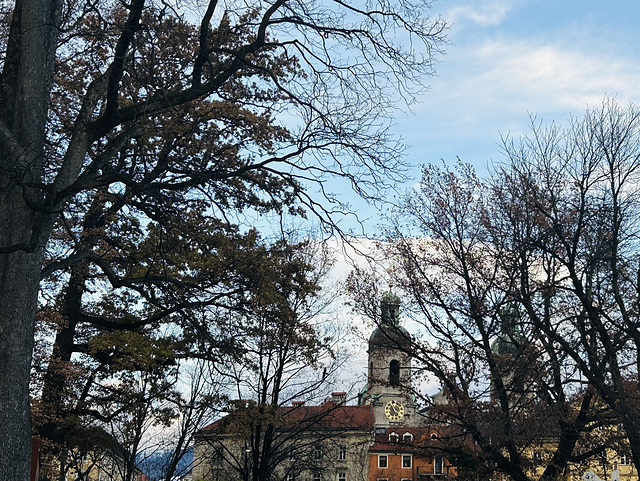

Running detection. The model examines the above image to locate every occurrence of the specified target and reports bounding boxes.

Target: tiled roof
[201,401,374,434]
[369,427,442,453]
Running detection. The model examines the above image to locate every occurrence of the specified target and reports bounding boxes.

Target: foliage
[0,0,447,478]
[33,229,335,480]
[197,241,351,481]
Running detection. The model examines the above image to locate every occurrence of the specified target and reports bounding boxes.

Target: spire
[380,291,401,327]
[370,292,409,350]
[491,302,522,356]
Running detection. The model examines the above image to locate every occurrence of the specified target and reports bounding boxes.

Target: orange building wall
[368,452,442,481]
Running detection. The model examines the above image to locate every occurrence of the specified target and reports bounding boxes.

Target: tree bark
[0,191,46,480]
[0,0,61,477]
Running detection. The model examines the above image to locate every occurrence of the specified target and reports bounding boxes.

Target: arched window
[389,359,400,386]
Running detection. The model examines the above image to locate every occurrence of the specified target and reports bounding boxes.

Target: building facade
[193,293,451,481]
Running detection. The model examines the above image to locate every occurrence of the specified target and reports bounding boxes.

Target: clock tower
[359,292,418,427]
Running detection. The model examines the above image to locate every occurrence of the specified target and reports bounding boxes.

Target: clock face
[384,400,405,421]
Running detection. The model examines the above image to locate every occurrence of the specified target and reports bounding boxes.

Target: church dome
[491,302,522,356]
[490,334,519,356]
[369,291,410,349]
[369,324,410,344]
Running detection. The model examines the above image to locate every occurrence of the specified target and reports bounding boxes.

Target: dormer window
[389,432,399,443]
[403,432,413,442]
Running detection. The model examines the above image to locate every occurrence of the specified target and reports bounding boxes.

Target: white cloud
[471,40,640,113]
[392,31,640,176]
[408,38,640,141]
[445,0,517,27]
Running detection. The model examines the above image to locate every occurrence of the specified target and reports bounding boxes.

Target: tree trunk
[0,191,46,480]
[39,261,87,444]
[0,0,61,476]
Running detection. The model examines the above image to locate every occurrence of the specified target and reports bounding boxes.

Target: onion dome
[369,292,410,349]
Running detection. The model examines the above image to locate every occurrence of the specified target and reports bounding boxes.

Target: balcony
[416,467,449,479]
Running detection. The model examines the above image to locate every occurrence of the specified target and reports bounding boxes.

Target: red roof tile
[201,401,374,434]
[369,427,444,453]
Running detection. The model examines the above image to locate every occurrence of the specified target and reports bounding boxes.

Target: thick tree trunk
[0,191,45,480]
[0,0,61,477]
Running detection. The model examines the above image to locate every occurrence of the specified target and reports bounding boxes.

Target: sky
[327,0,640,394]
[339,0,640,234]
[400,0,640,172]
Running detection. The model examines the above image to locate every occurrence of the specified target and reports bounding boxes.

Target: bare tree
[491,98,640,471]
[348,149,628,480]
[101,360,225,481]
[195,241,370,481]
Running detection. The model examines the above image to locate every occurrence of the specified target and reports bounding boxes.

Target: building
[193,394,375,481]
[193,293,452,481]
[359,292,417,429]
[361,293,453,481]
[368,427,451,481]
[34,432,149,481]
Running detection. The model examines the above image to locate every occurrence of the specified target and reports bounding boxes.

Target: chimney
[331,392,347,404]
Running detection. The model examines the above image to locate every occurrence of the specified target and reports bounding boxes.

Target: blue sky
[334,0,640,234]
[397,0,640,174]
[328,0,640,395]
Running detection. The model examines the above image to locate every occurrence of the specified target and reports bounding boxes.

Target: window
[313,474,321,481]
[434,456,444,475]
[338,472,346,481]
[620,455,631,465]
[402,455,412,468]
[377,478,389,481]
[403,432,413,443]
[376,427,386,435]
[389,432,399,443]
[314,445,322,460]
[389,360,400,386]
[338,445,347,460]
[533,452,542,464]
[430,433,438,440]
[378,455,388,468]
[401,479,412,481]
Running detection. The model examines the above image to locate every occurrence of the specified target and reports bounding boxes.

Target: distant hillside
[137,447,193,481]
